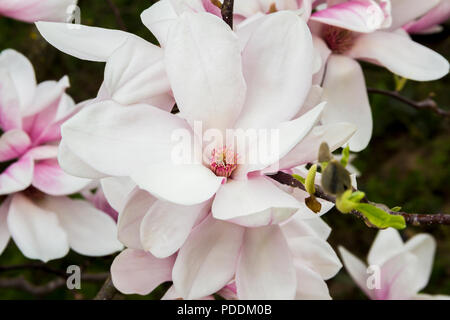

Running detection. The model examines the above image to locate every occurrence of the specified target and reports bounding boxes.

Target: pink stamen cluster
[210,146,238,178]
[323,26,355,54]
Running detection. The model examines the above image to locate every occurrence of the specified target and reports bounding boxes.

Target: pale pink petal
[100,177,136,213]
[32,158,91,196]
[0,155,34,195]
[321,54,372,152]
[0,129,31,162]
[405,1,450,34]
[38,196,123,256]
[295,263,331,299]
[338,246,372,298]
[367,228,404,266]
[61,100,192,177]
[236,225,296,299]
[140,199,211,258]
[0,0,77,23]
[312,36,331,85]
[118,188,157,250]
[0,49,36,111]
[0,70,22,131]
[282,214,332,241]
[288,236,342,280]
[172,215,245,300]
[0,197,11,255]
[311,0,386,32]
[36,22,140,62]
[348,31,449,81]
[104,37,173,110]
[141,0,179,47]
[165,12,246,131]
[404,234,436,293]
[212,176,301,226]
[389,0,440,30]
[7,193,69,262]
[236,11,313,129]
[202,0,221,17]
[111,248,175,295]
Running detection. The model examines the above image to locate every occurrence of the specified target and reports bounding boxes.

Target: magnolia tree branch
[221,0,235,28]
[94,276,117,300]
[367,88,450,117]
[269,171,450,226]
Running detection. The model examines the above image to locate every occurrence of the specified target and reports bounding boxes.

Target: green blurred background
[0,0,448,300]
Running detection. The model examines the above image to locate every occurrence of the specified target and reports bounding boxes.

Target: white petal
[282,214,332,241]
[367,228,404,266]
[338,246,371,298]
[7,194,69,262]
[38,196,123,256]
[295,263,331,300]
[100,177,136,213]
[172,216,245,299]
[165,12,246,131]
[236,225,296,299]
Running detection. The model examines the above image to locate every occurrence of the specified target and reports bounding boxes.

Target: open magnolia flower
[0,0,77,23]
[339,228,450,300]
[111,193,341,300]
[38,9,356,227]
[0,49,123,262]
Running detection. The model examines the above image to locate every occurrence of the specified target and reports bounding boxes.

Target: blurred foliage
[0,0,449,300]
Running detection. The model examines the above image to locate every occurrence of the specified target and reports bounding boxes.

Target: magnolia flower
[111,191,341,300]
[38,8,356,228]
[0,49,123,262]
[0,0,77,23]
[339,228,450,300]
[404,0,450,34]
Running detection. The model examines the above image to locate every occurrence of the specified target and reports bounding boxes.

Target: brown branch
[269,171,450,226]
[94,276,117,300]
[221,0,235,29]
[106,0,127,31]
[367,88,450,117]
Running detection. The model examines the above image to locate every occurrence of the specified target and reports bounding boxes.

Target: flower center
[210,146,238,178]
[323,26,355,54]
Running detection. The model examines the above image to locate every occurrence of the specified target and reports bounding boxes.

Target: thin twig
[106,0,127,31]
[367,88,450,117]
[269,171,450,226]
[94,276,117,300]
[221,0,235,29]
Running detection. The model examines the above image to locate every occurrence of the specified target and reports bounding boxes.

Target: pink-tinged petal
[282,214,332,241]
[236,11,313,129]
[312,36,331,85]
[212,176,301,226]
[405,1,450,34]
[141,0,179,47]
[0,155,34,195]
[274,122,356,171]
[288,236,342,280]
[87,188,118,222]
[31,158,91,196]
[7,193,69,262]
[295,263,331,299]
[389,0,440,30]
[0,0,77,23]
[377,251,419,300]
[235,103,324,178]
[0,49,36,112]
[100,177,136,213]
[37,196,123,256]
[172,215,245,300]
[321,55,372,152]
[118,188,157,250]
[0,197,11,255]
[202,0,221,17]
[349,31,449,81]
[367,228,404,266]
[111,248,175,295]
[338,246,372,298]
[140,199,211,258]
[0,130,31,162]
[103,37,173,110]
[404,233,436,293]
[35,22,140,62]
[311,0,386,32]
[132,163,224,206]
[57,140,106,179]
[0,70,22,131]
[61,100,192,177]
[236,225,296,299]
[165,12,246,131]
